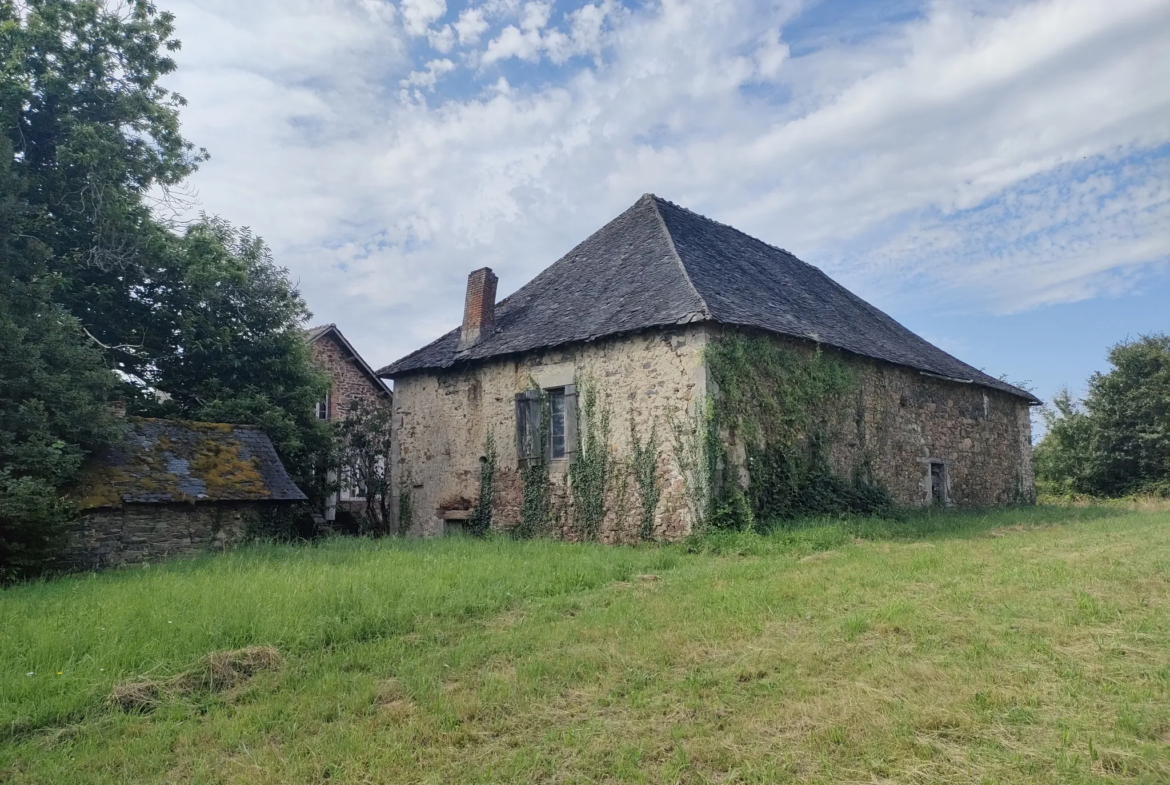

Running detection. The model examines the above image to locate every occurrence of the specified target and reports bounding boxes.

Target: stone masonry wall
[836,354,1035,506]
[311,332,387,420]
[392,326,1035,543]
[58,502,265,572]
[721,331,1036,508]
[390,325,710,541]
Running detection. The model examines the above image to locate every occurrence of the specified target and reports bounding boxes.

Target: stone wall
[390,325,710,541]
[311,331,387,420]
[391,326,1035,543]
[58,502,265,572]
[721,330,1036,509]
[839,353,1035,506]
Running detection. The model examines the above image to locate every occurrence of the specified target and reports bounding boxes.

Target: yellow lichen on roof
[189,438,270,498]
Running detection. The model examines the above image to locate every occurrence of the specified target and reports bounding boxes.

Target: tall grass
[0,535,678,738]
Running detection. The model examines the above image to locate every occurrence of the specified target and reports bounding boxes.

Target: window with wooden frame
[515,385,576,466]
[315,391,332,421]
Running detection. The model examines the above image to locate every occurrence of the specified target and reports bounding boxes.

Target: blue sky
[160,0,1170,409]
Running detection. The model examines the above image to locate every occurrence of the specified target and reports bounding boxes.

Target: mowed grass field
[2,506,1169,784]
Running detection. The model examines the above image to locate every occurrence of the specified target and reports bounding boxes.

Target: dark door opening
[930,462,946,505]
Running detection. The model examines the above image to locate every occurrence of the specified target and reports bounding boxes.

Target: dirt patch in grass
[109,646,283,712]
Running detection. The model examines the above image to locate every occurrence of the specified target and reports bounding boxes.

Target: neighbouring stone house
[63,418,306,571]
[306,324,392,515]
[378,194,1038,541]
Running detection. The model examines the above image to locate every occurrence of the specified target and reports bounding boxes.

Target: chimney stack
[459,267,498,350]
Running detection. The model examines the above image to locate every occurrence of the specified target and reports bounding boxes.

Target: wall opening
[930,461,948,506]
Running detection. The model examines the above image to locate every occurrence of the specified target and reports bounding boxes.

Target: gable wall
[311,333,386,419]
[390,325,710,540]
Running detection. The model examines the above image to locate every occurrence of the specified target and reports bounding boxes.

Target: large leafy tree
[0,135,118,579]
[139,218,333,501]
[1036,334,1170,497]
[1,1,334,576]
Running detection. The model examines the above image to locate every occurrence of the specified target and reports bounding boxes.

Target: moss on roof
[74,418,306,510]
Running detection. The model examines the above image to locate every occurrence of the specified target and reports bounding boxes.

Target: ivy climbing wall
[709,329,1036,516]
[389,325,710,541]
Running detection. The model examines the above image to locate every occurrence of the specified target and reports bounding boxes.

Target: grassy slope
[2,507,1168,783]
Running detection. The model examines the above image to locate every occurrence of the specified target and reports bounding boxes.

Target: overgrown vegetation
[517,390,550,539]
[2,506,1167,783]
[1036,333,1170,498]
[467,432,497,537]
[701,334,893,531]
[338,399,394,534]
[630,418,661,541]
[568,380,611,540]
[0,1,333,577]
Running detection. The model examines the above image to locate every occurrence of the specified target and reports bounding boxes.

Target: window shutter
[563,384,578,460]
[515,390,541,466]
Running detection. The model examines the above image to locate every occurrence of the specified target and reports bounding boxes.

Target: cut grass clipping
[108,646,283,713]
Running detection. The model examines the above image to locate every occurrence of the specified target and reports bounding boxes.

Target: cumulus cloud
[454,8,489,44]
[400,58,456,90]
[401,0,446,37]
[160,0,1170,371]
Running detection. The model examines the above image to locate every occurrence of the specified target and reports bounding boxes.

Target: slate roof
[77,418,307,509]
[379,194,1037,402]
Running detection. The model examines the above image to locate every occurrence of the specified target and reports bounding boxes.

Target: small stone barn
[63,418,306,570]
[379,194,1038,540]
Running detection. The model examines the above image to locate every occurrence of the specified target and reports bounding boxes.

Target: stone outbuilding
[63,418,306,570]
[378,194,1038,540]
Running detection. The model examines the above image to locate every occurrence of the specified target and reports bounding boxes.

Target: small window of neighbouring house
[316,391,332,421]
[515,385,576,466]
[930,462,947,505]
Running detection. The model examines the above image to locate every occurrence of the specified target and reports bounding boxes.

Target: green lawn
[2,506,1168,783]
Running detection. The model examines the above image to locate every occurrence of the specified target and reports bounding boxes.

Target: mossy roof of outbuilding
[76,418,307,510]
[378,194,1038,403]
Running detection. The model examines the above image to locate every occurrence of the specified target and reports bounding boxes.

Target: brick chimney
[458,267,498,350]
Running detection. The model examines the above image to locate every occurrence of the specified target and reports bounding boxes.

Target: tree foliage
[1036,334,1170,497]
[1,2,334,575]
[338,398,394,535]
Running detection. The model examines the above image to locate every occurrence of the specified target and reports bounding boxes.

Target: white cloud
[401,57,456,89]
[453,8,488,44]
[160,0,1170,371]
[401,0,446,37]
[427,24,455,53]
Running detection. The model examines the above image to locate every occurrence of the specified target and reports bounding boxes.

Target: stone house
[306,324,392,513]
[63,418,306,570]
[378,194,1038,540]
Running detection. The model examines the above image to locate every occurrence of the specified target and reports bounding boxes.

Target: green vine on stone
[517,385,550,540]
[670,396,717,534]
[568,378,610,541]
[630,416,661,541]
[468,431,497,537]
[705,333,892,528]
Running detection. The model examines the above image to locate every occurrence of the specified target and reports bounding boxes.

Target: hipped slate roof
[77,418,307,509]
[380,194,1037,402]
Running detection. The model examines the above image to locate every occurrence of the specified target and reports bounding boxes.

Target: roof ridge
[652,194,804,264]
[646,194,710,321]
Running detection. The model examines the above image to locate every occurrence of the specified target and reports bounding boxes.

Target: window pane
[550,391,566,458]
